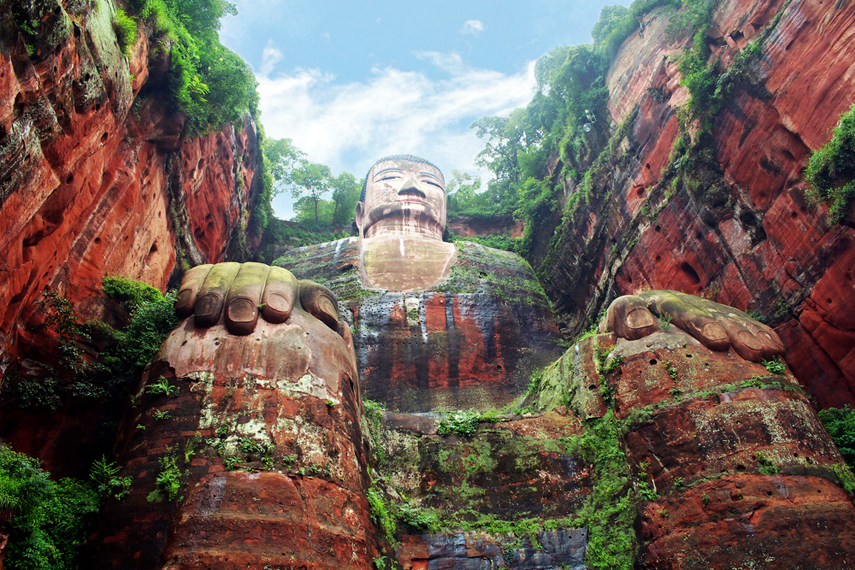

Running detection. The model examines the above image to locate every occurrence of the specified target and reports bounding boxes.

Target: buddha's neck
[363,216,444,240]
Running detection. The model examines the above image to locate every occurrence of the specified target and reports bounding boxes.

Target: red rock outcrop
[0,1,261,377]
[537,0,855,410]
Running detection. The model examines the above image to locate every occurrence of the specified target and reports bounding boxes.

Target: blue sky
[219,0,632,218]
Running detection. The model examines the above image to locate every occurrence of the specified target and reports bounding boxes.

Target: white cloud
[460,19,485,36]
[259,40,284,76]
[256,52,536,217]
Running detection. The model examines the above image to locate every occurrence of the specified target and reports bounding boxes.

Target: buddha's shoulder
[273,237,361,281]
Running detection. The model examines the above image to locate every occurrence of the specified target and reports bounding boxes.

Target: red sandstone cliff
[0,1,262,377]
[537,0,855,410]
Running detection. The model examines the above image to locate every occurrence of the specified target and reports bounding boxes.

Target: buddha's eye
[379,175,400,181]
[423,180,443,189]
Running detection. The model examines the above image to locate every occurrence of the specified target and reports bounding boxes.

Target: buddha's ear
[355,202,365,235]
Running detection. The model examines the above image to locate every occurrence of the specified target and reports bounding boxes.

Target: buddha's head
[355,155,446,239]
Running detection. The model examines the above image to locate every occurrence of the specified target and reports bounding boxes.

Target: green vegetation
[112,9,139,57]
[2,278,179,413]
[763,357,786,376]
[0,445,131,570]
[262,138,361,226]
[818,406,855,468]
[755,451,779,475]
[146,376,178,397]
[436,411,481,438]
[129,0,259,136]
[102,276,163,309]
[576,412,637,569]
[90,456,132,501]
[106,289,178,369]
[805,104,855,223]
[147,452,183,502]
[367,486,396,545]
[1,290,105,410]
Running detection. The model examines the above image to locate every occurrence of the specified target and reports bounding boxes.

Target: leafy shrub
[147,453,182,502]
[90,456,132,500]
[109,290,178,368]
[112,9,138,56]
[818,406,855,468]
[146,376,178,396]
[0,445,102,570]
[762,357,786,376]
[395,502,439,531]
[805,104,855,223]
[103,276,163,309]
[436,410,480,438]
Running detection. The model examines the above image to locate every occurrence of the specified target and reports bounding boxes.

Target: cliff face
[537,0,855,409]
[0,0,261,375]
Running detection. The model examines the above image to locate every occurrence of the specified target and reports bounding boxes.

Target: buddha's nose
[398,174,425,195]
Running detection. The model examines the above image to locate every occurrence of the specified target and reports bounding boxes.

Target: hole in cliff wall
[94,237,101,244]
[649,359,658,365]
[655,255,661,262]
[645,163,651,170]
[13,93,24,118]
[66,174,73,184]
[678,262,701,285]
[655,225,661,232]
[637,187,645,197]
[100,132,108,143]
[791,211,798,219]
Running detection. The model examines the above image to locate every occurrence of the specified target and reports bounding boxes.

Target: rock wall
[0,0,261,376]
[536,0,855,410]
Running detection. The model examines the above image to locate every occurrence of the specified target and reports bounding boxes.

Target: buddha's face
[356,159,446,237]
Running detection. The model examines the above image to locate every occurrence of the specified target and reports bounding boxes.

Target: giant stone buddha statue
[86,154,798,570]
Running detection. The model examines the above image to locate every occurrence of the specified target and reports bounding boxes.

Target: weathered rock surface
[378,411,591,569]
[276,238,564,411]
[397,529,587,570]
[86,311,381,569]
[535,0,855,410]
[0,0,261,377]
